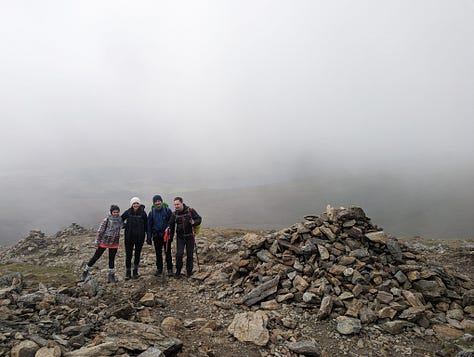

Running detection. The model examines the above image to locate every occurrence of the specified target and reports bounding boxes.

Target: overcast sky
[1,1,473,242]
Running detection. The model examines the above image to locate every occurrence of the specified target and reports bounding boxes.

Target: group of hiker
[81,195,202,283]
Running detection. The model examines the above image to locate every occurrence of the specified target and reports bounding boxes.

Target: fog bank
[1,166,473,246]
[1,2,473,245]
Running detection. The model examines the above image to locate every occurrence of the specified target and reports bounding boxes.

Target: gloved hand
[146,238,152,245]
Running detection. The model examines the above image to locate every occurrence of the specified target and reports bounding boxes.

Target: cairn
[226,205,474,336]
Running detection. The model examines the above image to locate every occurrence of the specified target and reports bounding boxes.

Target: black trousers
[124,238,144,270]
[175,235,194,275]
[87,247,118,269]
[153,232,173,271]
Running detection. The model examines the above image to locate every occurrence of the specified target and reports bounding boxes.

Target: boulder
[287,340,322,356]
[227,310,269,346]
[10,340,40,357]
[336,316,361,335]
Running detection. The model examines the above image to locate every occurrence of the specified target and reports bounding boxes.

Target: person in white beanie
[121,197,148,280]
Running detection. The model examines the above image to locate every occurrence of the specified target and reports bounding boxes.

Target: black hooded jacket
[169,204,202,239]
[121,205,148,242]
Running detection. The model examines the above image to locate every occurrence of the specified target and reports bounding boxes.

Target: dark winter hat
[153,195,163,203]
[110,204,120,213]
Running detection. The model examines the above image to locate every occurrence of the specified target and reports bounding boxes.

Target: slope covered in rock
[0,207,473,356]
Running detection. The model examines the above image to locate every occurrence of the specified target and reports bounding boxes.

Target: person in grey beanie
[81,205,122,283]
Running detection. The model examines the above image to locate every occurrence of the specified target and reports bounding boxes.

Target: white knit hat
[130,197,141,206]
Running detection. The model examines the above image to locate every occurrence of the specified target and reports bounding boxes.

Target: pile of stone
[55,223,89,238]
[0,226,91,266]
[216,206,474,336]
[2,223,89,260]
[2,229,50,258]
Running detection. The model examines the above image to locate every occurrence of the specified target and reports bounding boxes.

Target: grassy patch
[0,262,78,288]
[202,227,270,239]
[399,237,474,249]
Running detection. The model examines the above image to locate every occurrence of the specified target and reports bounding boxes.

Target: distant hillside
[1,169,474,246]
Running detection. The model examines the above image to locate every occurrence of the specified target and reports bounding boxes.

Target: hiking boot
[187,271,193,278]
[133,269,139,279]
[154,269,163,276]
[108,272,116,283]
[174,272,182,279]
[81,270,89,282]
[125,269,132,281]
[167,270,173,277]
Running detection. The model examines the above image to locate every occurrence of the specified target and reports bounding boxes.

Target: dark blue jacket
[147,206,173,238]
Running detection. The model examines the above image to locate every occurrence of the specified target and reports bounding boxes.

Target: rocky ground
[0,206,473,357]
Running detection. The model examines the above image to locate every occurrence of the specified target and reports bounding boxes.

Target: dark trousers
[124,238,144,270]
[175,235,194,275]
[153,232,173,272]
[87,247,118,269]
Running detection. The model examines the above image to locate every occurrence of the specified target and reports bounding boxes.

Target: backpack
[96,218,109,244]
[184,207,201,236]
[193,211,201,236]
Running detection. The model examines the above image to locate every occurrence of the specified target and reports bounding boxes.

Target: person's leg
[108,248,118,269]
[185,237,195,277]
[153,234,164,274]
[108,248,118,283]
[87,247,106,267]
[124,239,133,279]
[82,247,105,281]
[175,237,185,277]
[165,240,173,275]
[133,241,144,278]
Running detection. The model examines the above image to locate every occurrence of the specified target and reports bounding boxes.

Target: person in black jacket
[121,197,148,280]
[168,197,202,279]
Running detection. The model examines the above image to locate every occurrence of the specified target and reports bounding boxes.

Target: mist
[1,1,473,245]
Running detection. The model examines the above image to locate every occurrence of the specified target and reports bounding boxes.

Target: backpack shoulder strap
[188,207,198,219]
[99,218,109,235]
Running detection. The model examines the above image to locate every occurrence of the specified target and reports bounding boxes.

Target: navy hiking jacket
[147,206,173,238]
